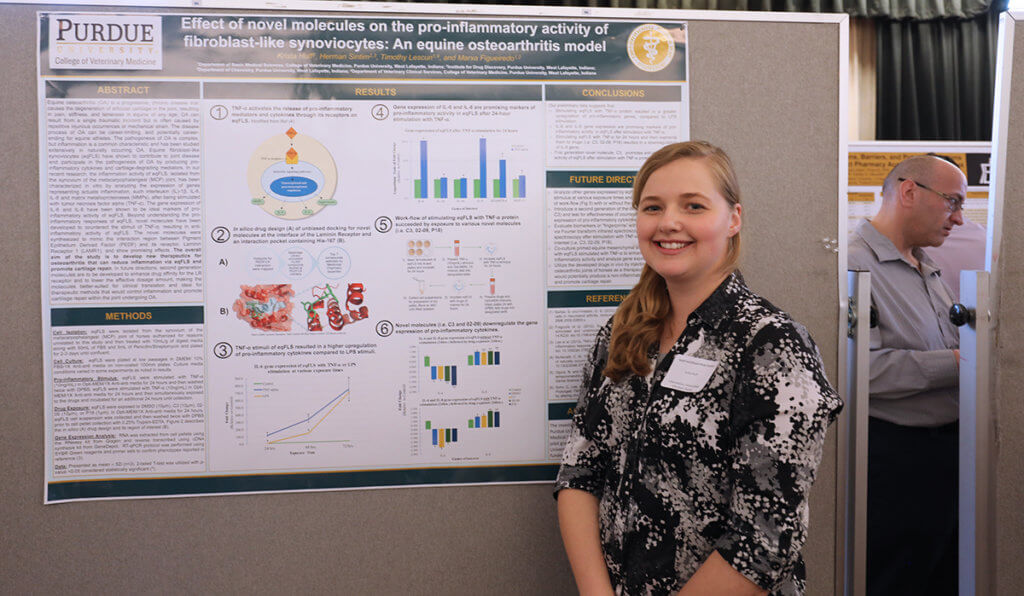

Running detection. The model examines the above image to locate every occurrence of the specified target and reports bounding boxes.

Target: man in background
[848,154,965,596]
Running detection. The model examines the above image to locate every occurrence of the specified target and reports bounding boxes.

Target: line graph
[266,385,351,445]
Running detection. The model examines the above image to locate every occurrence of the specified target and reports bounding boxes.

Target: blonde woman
[555,141,841,595]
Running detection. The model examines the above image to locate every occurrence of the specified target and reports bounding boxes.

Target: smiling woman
[634,155,742,329]
[554,141,843,596]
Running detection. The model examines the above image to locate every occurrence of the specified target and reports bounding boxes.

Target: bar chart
[424,409,501,450]
[467,349,501,366]
[468,409,501,429]
[424,349,502,386]
[425,420,459,448]
[410,138,527,199]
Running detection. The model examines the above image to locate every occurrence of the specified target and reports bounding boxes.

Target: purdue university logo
[48,14,163,70]
[627,24,674,73]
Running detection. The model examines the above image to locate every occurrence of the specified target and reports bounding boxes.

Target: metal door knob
[847,303,880,337]
[949,303,975,327]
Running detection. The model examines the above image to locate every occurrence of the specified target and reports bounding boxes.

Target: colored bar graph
[479,138,487,198]
[465,410,501,430]
[427,421,460,448]
[425,356,461,386]
[418,140,427,198]
[413,138,525,200]
[466,350,501,366]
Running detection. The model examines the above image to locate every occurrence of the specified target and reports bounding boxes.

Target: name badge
[662,355,719,393]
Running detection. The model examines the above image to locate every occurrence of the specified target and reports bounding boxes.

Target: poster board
[986,10,1024,595]
[36,9,691,503]
[0,1,847,593]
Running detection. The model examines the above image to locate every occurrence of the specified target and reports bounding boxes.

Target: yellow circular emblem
[627,24,675,73]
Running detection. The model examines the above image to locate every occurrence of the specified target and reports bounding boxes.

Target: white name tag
[662,355,719,393]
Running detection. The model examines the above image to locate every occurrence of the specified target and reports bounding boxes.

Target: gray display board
[0,1,847,593]
[989,10,1024,595]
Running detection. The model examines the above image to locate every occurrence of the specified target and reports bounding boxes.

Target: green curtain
[366,0,992,18]
[876,0,1004,140]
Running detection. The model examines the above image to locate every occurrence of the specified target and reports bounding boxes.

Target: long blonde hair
[603,141,743,381]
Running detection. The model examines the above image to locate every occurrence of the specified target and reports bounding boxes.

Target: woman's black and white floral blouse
[555,272,842,595]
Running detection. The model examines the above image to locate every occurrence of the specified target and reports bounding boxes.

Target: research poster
[847,142,991,230]
[39,10,689,502]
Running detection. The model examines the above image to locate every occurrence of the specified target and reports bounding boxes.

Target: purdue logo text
[48,14,163,70]
[55,18,155,43]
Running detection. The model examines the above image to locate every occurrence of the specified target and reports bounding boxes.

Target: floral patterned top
[555,272,842,595]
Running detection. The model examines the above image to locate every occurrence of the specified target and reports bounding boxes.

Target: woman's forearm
[557,488,615,596]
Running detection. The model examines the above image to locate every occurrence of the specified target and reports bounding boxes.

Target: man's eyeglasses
[898,177,964,214]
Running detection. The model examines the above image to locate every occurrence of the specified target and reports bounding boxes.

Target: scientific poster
[847,142,991,229]
[39,10,689,502]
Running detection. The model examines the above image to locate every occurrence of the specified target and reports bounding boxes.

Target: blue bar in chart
[499,159,507,198]
[417,140,428,198]
[479,138,487,198]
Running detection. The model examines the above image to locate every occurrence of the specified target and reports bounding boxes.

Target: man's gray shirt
[848,220,959,427]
